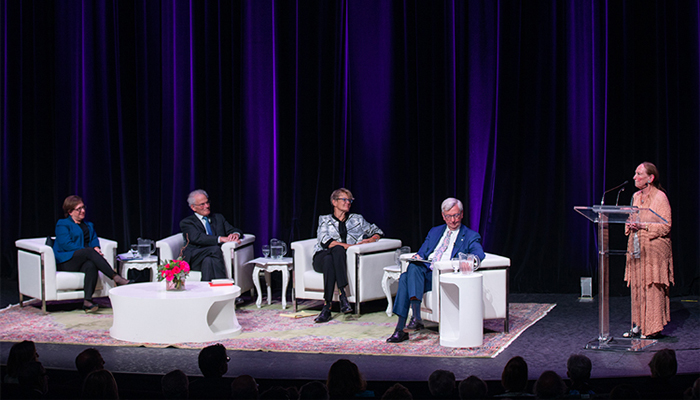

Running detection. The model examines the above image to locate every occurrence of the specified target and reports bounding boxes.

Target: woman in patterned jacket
[312,188,383,323]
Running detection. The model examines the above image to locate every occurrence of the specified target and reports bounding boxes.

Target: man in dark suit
[387,197,485,343]
[179,189,243,281]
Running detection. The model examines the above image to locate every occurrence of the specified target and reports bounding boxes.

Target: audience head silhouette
[649,348,677,380]
[75,348,105,378]
[231,374,259,399]
[161,369,189,399]
[533,370,566,399]
[608,383,640,399]
[428,369,456,398]
[298,380,329,400]
[459,375,488,399]
[198,343,229,378]
[501,355,529,394]
[566,354,592,384]
[6,340,38,383]
[326,359,368,399]
[381,383,412,399]
[82,369,119,399]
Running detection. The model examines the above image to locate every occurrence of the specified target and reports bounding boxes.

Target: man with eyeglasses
[180,189,243,281]
[387,197,485,343]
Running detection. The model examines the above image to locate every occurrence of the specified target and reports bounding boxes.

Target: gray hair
[187,189,209,206]
[441,198,463,213]
[330,188,353,204]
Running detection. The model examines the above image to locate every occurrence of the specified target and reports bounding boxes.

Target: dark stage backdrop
[3,1,699,296]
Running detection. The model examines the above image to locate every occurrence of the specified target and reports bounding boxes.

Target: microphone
[600,180,628,205]
[615,186,626,206]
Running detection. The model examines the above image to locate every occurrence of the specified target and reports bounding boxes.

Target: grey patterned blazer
[313,213,384,254]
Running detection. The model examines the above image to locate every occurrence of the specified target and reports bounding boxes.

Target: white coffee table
[109,281,241,344]
[439,272,483,348]
[248,257,294,309]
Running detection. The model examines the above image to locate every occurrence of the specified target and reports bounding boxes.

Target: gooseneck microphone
[600,180,629,205]
[615,186,626,206]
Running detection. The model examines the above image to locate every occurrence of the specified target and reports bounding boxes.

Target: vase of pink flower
[158,258,190,291]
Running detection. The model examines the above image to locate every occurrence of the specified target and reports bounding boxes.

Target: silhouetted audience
[82,369,119,399]
[685,376,700,399]
[327,359,374,399]
[494,356,533,397]
[299,381,330,400]
[640,348,683,399]
[4,340,39,385]
[428,369,456,399]
[75,348,105,380]
[608,383,640,399]
[231,374,259,399]
[16,361,49,399]
[381,383,413,399]
[533,370,566,399]
[459,375,488,399]
[564,354,595,398]
[189,343,231,399]
[161,369,189,399]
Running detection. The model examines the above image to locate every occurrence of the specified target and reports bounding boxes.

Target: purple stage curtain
[2,0,698,295]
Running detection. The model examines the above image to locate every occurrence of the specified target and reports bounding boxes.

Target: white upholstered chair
[15,237,118,313]
[155,233,256,294]
[291,238,402,314]
[400,252,511,332]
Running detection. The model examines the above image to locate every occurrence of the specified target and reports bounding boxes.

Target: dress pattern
[624,187,674,336]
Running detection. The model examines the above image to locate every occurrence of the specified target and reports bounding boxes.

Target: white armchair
[291,238,402,314]
[401,252,511,332]
[16,237,118,313]
[155,233,256,294]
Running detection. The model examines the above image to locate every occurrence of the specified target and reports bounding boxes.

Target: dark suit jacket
[179,213,243,254]
[415,224,485,262]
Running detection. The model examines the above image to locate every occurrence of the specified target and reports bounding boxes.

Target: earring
[648,180,651,183]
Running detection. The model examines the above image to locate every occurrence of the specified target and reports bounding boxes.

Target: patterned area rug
[0,301,555,358]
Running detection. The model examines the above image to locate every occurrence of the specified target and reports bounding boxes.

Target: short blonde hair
[330,188,353,204]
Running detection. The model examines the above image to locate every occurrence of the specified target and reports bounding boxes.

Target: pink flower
[173,265,181,274]
[181,261,190,273]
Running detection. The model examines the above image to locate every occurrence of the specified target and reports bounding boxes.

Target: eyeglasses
[443,212,462,220]
[335,198,354,204]
[73,206,86,212]
[195,201,210,208]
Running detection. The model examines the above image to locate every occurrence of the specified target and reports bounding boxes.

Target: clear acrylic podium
[574,205,668,351]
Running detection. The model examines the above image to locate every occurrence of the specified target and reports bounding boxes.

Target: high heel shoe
[83,302,99,313]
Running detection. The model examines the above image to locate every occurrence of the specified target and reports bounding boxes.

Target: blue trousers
[392,262,433,318]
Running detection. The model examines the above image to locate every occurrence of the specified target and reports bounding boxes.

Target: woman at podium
[624,162,674,339]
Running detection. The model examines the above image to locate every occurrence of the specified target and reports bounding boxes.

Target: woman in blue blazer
[54,195,130,312]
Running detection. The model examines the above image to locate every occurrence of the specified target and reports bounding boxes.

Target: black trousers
[312,246,349,303]
[184,245,227,281]
[57,247,116,301]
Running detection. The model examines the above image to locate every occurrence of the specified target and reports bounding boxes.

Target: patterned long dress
[624,186,674,336]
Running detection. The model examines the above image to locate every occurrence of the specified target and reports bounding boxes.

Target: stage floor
[1,277,699,389]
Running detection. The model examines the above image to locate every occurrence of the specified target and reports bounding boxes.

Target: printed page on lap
[0,300,555,358]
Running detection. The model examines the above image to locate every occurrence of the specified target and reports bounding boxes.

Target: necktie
[433,230,452,261]
[203,216,213,235]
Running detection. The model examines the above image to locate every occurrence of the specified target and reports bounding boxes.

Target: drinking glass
[262,245,270,258]
[130,244,138,257]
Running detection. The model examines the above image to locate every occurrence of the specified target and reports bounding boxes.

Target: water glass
[262,245,270,258]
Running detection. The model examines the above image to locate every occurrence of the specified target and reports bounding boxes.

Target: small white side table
[248,257,294,309]
[118,254,159,282]
[381,265,401,316]
[439,272,483,348]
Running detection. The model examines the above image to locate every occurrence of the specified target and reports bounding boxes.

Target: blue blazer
[415,224,485,262]
[54,217,101,264]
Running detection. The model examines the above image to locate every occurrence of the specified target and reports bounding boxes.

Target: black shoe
[404,317,424,332]
[83,302,99,313]
[386,330,409,343]
[641,332,662,339]
[314,306,332,323]
[340,295,353,314]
